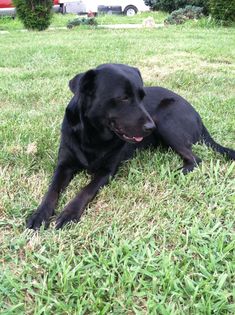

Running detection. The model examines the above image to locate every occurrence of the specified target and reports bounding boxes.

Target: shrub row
[67,17,97,29]
[164,5,204,25]
[209,0,235,24]
[144,0,209,14]
[145,0,235,23]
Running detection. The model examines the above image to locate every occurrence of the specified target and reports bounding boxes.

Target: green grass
[0,16,235,314]
[0,14,76,31]
[0,11,167,31]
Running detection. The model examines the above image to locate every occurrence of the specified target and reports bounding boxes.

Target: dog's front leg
[27,164,76,230]
[55,170,112,229]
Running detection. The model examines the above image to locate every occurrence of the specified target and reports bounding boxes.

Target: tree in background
[13,0,53,31]
[209,0,235,24]
[145,0,235,24]
[145,0,208,13]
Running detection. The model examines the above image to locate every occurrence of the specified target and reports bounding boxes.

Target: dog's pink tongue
[133,137,143,142]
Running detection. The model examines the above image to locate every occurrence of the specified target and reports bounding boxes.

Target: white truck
[64,0,150,16]
[0,0,150,17]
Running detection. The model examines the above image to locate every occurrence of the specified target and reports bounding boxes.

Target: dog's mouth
[123,134,143,143]
[111,128,144,143]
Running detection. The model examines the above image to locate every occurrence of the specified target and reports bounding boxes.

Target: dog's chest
[77,144,114,173]
[86,150,107,172]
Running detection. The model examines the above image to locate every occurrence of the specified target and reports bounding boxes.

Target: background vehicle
[96,0,150,16]
[0,0,150,17]
[0,0,68,17]
[66,1,150,16]
[0,0,15,16]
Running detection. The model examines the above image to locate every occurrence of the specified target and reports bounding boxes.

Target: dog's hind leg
[155,114,202,174]
[174,146,202,174]
[155,129,201,174]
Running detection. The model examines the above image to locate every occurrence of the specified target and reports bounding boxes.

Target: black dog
[27,63,235,229]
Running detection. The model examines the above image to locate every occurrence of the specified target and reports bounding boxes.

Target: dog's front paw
[55,208,80,229]
[26,207,53,230]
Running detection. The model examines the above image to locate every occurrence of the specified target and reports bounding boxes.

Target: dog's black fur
[27,63,235,229]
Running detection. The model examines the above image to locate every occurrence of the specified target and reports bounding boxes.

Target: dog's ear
[69,70,97,95]
[69,73,84,94]
[65,95,80,127]
[79,69,97,96]
[132,67,143,84]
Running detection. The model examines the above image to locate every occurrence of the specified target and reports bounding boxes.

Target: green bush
[177,0,209,14]
[164,5,204,24]
[13,0,53,31]
[67,17,97,29]
[209,0,235,24]
[145,0,209,13]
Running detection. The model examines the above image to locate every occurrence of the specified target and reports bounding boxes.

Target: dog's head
[68,64,155,143]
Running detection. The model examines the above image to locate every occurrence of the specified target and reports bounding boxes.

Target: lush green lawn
[0,17,235,314]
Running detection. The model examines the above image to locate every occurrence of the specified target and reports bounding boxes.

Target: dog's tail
[201,124,235,160]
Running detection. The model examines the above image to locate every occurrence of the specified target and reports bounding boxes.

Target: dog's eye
[120,96,129,102]
[114,96,129,103]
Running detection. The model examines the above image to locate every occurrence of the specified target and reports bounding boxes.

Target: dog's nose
[143,121,155,133]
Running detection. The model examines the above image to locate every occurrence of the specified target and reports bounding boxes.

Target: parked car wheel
[60,4,66,14]
[123,5,138,16]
